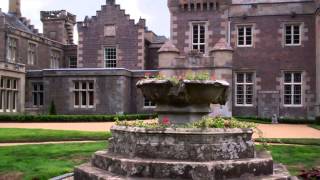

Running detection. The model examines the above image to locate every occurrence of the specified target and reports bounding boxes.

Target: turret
[41,10,76,44]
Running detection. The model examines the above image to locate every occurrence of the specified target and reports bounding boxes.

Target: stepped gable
[4,13,40,35]
[77,0,147,29]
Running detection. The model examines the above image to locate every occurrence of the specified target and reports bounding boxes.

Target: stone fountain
[74,78,291,180]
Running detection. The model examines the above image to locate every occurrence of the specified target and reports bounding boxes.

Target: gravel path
[0,122,319,139]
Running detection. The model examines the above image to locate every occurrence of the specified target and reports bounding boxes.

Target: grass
[0,128,111,143]
[309,124,320,131]
[255,138,320,146]
[0,142,107,180]
[268,145,320,176]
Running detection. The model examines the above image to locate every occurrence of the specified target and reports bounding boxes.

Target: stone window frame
[282,22,303,47]
[143,98,156,109]
[188,21,209,55]
[27,41,38,66]
[236,24,254,48]
[31,82,44,107]
[50,48,62,69]
[6,35,19,63]
[104,47,117,68]
[234,71,256,107]
[68,56,77,68]
[281,71,304,108]
[0,76,18,113]
[72,80,96,109]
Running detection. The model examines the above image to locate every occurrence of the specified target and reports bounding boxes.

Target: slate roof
[4,13,36,34]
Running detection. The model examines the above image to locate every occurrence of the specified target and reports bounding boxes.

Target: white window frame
[27,42,37,65]
[73,81,95,109]
[0,77,18,113]
[235,72,254,107]
[6,37,18,63]
[191,23,206,53]
[284,23,302,46]
[283,72,303,107]
[104,47,117,68]
[143,98,156,109]
[237,25,253,47]
[50,50,61,69]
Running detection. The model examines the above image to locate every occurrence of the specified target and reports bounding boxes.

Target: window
[284,72,302,106]
[237,25,253,47]
[32,83,44,107]
[69,57,77,68]
[73,81,94,108]
[192,23,206,53]
[285,24,301,46]
[144,98,156,108]
[235,73,254,106]
[28,43,37,65]
[105,48,117,68]
[50,50,60,69]
[6,37,17,62]
[0,77,18,113]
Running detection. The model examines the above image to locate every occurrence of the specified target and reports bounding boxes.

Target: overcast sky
[0,0,170,42]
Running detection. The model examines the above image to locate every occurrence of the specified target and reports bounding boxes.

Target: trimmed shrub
[0,114,157,123]
[316,116,320,125]
[235,116,316,124]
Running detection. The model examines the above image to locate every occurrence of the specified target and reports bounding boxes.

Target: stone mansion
[0,0,319,120]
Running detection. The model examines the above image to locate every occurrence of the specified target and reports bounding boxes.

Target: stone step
[74,162,293,180]
[90,150,277,179]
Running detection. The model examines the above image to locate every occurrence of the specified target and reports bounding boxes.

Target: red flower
[162,117,170,125]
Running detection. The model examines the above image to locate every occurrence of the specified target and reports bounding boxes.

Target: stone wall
[26,69,158,115]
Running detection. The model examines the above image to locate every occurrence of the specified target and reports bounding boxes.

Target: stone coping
[111,125,253,135]
[137,79,230,86]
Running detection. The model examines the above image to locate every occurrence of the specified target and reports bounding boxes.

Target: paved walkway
[0,122,320,139]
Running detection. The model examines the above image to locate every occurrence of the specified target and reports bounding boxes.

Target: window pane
[12,92,16,110]
[89,82,94,90]
[75,82,79,89]
[82,82,87,90]
[284,73,292,83]
[284,95,292,105]
[39,93,44,106]
[294,95,301,105]
[81,91,87,106]
[294,85,301,95]
[33,93,38,106]
[237,73,244,83]
[89,91,94,106]
[237,85,244,95]
[284,85,292,95]
[74,92,79,106]
[246,95,253,105]
[0,91,2,110]
[237,95,244,105]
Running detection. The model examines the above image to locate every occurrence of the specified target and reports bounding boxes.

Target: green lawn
[0,142,107,180]
[269,145,320,176]
[309,124,320,131]
[255,138,320,146]
[0,128,110,143]
[0,142,318,179]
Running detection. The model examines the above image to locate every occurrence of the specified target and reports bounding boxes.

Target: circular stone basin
[108,126,255,162]
[136,79,229,106]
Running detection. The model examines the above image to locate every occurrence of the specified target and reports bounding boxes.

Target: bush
[316,117,320,125]
[235,116,316,124]
[0,114,157,123]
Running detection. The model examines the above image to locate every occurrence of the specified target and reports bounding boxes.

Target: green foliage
[0,142,107,180]
[0,128,110,143]
[185,71,210,81]
[0,114,157,123]
[48,101,57,115]
[316,116,320,125]
[187,116,256,129]
[116,117,256,129]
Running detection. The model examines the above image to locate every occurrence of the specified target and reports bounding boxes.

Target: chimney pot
[9,0,21,17]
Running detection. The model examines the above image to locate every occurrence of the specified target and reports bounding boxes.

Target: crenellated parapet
[40,10,76,24]
[169,0,232,12]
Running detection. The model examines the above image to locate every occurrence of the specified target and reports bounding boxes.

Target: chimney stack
[9,0,21,17]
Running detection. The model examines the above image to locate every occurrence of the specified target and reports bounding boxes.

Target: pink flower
[162,117,170,125]
[144,72,151,78]
[211,74,216,80]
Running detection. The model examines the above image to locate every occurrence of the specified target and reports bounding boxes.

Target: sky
[0,0,170,43]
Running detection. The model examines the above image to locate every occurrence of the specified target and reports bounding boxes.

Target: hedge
[316,116,320,125]
[235,116,317,124]
[0,114,157,123]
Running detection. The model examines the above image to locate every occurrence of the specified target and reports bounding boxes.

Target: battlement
[40,10,76,24]
[169,0,232,11]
